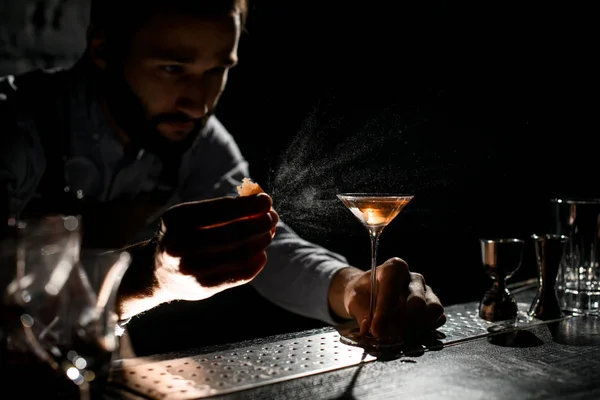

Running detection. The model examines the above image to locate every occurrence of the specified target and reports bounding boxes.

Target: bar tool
[529,234,568,320]
[479,238,524,322]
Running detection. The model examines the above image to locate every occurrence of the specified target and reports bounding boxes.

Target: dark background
[2,1,598,354]
[141,1,597,354]
[216,1,597,297]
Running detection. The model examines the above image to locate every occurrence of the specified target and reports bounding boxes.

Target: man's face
[99,8,240,152]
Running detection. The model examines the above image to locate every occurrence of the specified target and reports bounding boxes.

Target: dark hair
[89,0,249,43]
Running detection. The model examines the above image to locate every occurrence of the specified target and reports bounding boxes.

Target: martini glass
[336,193,414,349]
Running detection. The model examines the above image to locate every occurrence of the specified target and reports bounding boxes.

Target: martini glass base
[339,327,405,350]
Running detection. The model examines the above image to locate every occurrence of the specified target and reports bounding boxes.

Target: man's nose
[175,80,209,120]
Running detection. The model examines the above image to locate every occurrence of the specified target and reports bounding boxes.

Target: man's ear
[87,24,108,70]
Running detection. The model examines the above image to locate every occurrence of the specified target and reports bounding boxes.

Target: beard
[101,63,210,162]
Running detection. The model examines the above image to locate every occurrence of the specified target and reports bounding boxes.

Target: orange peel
[236,178,276,238]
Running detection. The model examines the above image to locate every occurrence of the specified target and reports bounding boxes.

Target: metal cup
[529,234,569,320]
[550,198,600,315]
[479,238,525,321]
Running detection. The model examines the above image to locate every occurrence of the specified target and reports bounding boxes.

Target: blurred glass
[550,198,600,315]
[1,214,131,399]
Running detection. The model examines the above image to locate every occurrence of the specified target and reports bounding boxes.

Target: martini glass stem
[368,229,381,333]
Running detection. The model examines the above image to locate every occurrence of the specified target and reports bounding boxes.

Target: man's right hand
[117,193,278,319]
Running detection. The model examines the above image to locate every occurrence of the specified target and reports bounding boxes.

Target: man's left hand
[331,257,446,339]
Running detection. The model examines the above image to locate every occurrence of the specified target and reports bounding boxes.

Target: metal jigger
[529,234,568,320]
[479,238,525,322]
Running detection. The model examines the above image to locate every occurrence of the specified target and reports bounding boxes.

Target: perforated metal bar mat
[109,301,568,399]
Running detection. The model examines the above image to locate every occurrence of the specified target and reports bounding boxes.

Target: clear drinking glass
[550,198,600,315]
[2,214,131,399]
[336,193,413,349]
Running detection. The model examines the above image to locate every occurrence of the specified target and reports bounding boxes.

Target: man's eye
[159,65,184,75]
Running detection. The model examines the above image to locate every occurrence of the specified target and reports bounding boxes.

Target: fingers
[360,257,444,339]
[176,231,273,271]
[425,288,446,330]
[163,210,277,256]
[179,251,268,288]
[369,258,411,337]
[403,278,445,337]
[346,274,371,336]
[405,273,428,330]
[163,193,273,230]
[434,314,447,330]
[270,209,279,227]
[152,194,278,303]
